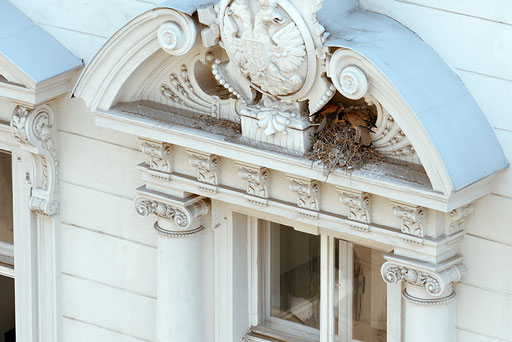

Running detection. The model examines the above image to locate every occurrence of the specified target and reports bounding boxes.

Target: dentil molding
[10,105,58,216]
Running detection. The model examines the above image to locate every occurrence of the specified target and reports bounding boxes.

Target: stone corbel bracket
[287,175,320,218]
[140,139,173,178]
[381,253,465,303]
[134,186,210,237]
[337,187,371,232]
[187,150,220,193]
[237,162,270,206]
[448,204,475,234]
[11,105,58,216]
[392,201,426,244]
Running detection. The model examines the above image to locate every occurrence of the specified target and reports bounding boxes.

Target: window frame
[247,219,388,342]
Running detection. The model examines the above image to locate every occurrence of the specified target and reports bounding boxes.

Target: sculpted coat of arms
[220,0,308,97]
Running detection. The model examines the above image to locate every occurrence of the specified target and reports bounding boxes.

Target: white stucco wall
[6,0,511,340]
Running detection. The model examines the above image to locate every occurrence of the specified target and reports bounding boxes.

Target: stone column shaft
[135,186,210,342]
[381,253,464,342]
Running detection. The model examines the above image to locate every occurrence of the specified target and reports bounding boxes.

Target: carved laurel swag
[11,105,59,216]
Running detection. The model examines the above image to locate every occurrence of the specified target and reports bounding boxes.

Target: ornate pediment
[73,0,507,199]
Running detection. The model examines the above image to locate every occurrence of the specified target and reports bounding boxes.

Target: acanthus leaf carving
[381,261,465,298]
[11,105,58,216]
[392,202,426,240]
[237,162,270,206]
[448,204,475,234]
[134,194,210,236]
[287,175,320,217]
[188,150,220,192]
[338,187,371,232]
[141,139,173,174]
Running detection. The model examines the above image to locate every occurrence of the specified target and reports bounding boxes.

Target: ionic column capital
[134,186,210,237]
[381,253,465,304]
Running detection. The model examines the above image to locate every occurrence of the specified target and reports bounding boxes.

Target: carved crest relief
[220,0,308,97]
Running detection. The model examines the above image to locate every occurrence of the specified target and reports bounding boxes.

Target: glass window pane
[269,223,320,330]
[352,244,387,342]
[0,275,15,340]
[0,151,13,246]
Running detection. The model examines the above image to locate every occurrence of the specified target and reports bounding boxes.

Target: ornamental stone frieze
[10,105,59,216]
[134,186,210,237]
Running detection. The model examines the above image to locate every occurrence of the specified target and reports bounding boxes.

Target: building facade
[0,0,511,341]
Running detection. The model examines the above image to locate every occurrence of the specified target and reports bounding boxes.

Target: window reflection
[269,223,321,330]
[0,151,13,246]
[352,244,387,341]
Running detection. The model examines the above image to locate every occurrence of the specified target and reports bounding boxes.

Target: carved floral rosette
[11,105,59,216]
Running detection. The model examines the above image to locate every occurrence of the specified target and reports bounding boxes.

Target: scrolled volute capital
[381,261,465,297]
[134,195,210,236]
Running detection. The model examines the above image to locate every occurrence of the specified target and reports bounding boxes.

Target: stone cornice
[134,185,210,237]
[137,161,460,257]
[95,109,490,212]
[10,104,58,216]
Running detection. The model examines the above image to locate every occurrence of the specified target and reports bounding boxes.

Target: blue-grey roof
[0,0,82,83]
[157,0,216,15]
[317,1,507,191]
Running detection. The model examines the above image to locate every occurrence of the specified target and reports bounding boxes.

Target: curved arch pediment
[72,0,507,201]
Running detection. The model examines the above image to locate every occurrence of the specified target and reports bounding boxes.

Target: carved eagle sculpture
[316,103,376,147]
[221,0,307,97]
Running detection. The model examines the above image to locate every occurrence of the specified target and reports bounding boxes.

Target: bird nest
[307,105,383,176]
